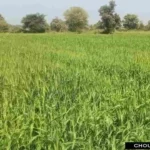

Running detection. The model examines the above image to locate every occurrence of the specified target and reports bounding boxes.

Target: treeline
[0,1,150,34]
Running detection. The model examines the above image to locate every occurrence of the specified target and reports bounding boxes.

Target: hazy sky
[0,0,150,25]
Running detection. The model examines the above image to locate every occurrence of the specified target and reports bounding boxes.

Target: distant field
[1,33,150,150]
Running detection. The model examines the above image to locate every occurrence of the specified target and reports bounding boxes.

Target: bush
[0,14,9,32]
[64,7,88,32]
[21,13,47,33]
[9,25,22,33]
[50,17,67,32]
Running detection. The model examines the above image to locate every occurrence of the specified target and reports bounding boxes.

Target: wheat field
[1,32,150,150]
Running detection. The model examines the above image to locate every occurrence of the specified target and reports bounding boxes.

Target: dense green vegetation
[98,1,121,33]
[1,32,150,149]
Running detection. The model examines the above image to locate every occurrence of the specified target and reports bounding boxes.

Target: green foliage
[98,0,121,33]
[137,21,145,30]
[114,13,121,29]
[9,25,22,33]
[94,21,104,29]
[0,14,9,32]
[45,23,51,32]
[145,20,150,30]
[99,0,116,15]
[50,17,67,32]
[64,7,88,32]
[1,33,150,149]
[21,13,47,33]
[123,14,139,29]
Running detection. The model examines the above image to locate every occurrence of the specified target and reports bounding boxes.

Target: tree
[50,17,67,32]
[21,13,47,33]
[114,13,121,29]
[94,21,104,29]
[64,7,88,32]
[145,20,150,30]
[98,0,121,33]
[45,23,50,32]
[8,25,22,33]
[0,14,9,32]
[123,14,139,29]
[138,21,145,30]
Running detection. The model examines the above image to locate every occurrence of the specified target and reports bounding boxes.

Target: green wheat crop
[1,32,150,150]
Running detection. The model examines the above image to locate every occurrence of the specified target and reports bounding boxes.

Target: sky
[0,0,150,25]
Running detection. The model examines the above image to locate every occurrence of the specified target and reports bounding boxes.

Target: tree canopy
[64,7,88,32]
[50,17,67,32]
[123,14,139,29]
[94,21,104,30]
[0,14,9,32]
[98,0,121,33]
[1,1,150,33]
[145,20,150,30]
[21,13,47,33]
